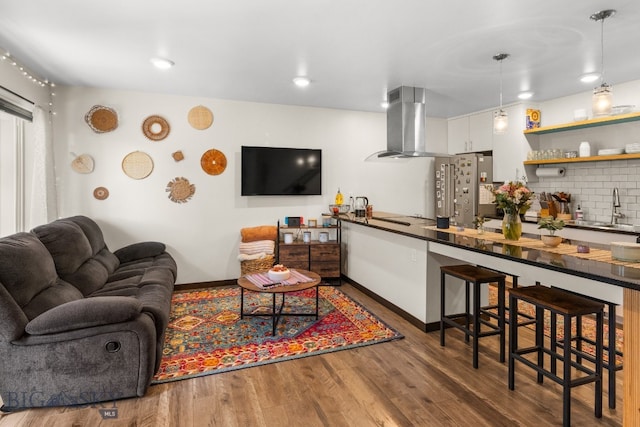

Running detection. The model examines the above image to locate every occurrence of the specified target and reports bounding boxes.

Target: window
[0,111,26,236]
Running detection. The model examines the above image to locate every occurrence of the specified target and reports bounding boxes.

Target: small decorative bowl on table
[268,264,291,282]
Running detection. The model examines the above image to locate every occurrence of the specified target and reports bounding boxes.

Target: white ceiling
[1,1,639,118]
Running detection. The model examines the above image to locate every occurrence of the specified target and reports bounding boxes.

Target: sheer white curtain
[30,105,58,226]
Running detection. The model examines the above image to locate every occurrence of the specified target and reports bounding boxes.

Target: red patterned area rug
[489,286,623,363]
[152,286,403,383]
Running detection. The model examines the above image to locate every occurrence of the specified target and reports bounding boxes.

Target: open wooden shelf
[523,111,640,135]
[524,152,640,165]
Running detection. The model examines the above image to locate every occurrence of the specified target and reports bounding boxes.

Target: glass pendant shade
[493,110,508,134]
[589,9,616,117]
[492,53,509,135]
[592,84,613,116]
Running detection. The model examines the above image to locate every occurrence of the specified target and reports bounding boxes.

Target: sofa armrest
[25,296,142,335]
[114,242,166,263]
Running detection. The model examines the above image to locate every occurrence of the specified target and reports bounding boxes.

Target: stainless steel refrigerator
[434,154,494,227]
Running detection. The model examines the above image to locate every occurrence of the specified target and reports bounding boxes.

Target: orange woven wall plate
[200,149,227,175]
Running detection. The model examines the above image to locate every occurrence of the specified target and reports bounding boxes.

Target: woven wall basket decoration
[188,105,214,130]
[122,151,154,179]
[142,115,170,141]
[166,177,195,203]
[200,149,227,175]
[71,153,95,174]
[85,105,118,133]
[93,187,109,200]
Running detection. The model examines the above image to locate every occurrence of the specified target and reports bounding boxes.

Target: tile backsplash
[527,158,640,225]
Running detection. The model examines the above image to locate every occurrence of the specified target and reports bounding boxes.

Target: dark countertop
[341,212,640,291]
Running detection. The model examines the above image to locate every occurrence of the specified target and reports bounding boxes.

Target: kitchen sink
[573,220,638,232]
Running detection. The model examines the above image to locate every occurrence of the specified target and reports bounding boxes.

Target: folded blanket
[239,240,275,255]
[241,225,277,243]
[238,252,270,261]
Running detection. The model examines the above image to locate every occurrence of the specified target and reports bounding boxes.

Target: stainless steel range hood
[368,86,447,159]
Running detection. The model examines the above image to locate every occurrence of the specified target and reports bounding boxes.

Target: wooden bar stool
[550,292,622,409]
[440,264,506,369]
[508,285,603,427]
[481,268,536,329]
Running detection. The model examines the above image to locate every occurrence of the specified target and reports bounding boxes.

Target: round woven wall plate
[71,154,95,174]
[166,177,196,203]
[122,151,154,179]
[142,115,170,141]
[200,149,227,175]
[85,105,118,133]
[188,105,214,130]
[93,187,109,200]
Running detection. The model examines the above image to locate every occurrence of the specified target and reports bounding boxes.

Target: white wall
[53,86,447,283]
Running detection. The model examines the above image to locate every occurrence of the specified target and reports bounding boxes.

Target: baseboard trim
[174,279,237,291]
[341,274,429,332]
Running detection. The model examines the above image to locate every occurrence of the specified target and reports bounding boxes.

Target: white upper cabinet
[448,104,537,182]
[447,111,493,154]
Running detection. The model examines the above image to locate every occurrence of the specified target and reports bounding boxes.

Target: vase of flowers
[472,215,489,234]
[493,181,534,241]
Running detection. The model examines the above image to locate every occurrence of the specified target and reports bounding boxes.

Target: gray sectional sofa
[0,215,176,411]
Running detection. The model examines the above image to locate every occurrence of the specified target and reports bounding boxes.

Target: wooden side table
[237,269,321,335]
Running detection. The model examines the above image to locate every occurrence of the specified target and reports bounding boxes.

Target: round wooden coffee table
[237,269,321,335]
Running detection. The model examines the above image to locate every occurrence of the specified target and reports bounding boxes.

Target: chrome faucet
[612,187,625,224]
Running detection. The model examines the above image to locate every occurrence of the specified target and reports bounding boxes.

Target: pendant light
[493,53,509,134]
[590,9,616,117]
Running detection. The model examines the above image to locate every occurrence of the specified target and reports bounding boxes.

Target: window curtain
[29,105,58,226]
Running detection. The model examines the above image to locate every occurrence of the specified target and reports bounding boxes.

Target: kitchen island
[341,212,640,427]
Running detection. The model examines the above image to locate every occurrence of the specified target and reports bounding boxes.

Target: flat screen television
[241,146,322,196]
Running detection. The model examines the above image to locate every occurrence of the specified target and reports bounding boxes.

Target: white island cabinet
[342,221,467,327]
[342,222,428,323]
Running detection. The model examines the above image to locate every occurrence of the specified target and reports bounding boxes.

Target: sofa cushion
[32,220,93,275]
[0,233,58,306]
[0,283,30,341]
[0,233,83,321]
[114,242,166,264]
[22,279,85,320]
[66,215,110,255]
[25,296,142,335]
[32,219,119,296]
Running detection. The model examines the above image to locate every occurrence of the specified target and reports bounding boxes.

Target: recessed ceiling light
[580,73,600,83]
[518,91,534,100]
[150,57,175,70]
[381,101,390,109]
[293,76,311,87]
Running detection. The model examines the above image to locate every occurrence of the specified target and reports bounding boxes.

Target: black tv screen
[241,146,322,196]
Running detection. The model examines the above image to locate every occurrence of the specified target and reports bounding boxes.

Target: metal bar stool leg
[465,280,471,343]
[473,280,480,368]
[508,292,518,390]
[497,277,506,363]
[562,312,572,427]
[536,306,544,384]
[440,270,446,347]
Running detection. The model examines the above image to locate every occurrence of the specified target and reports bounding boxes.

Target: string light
[1,49,57,118]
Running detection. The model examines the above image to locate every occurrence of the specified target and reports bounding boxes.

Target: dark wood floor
[0,283,622,426]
